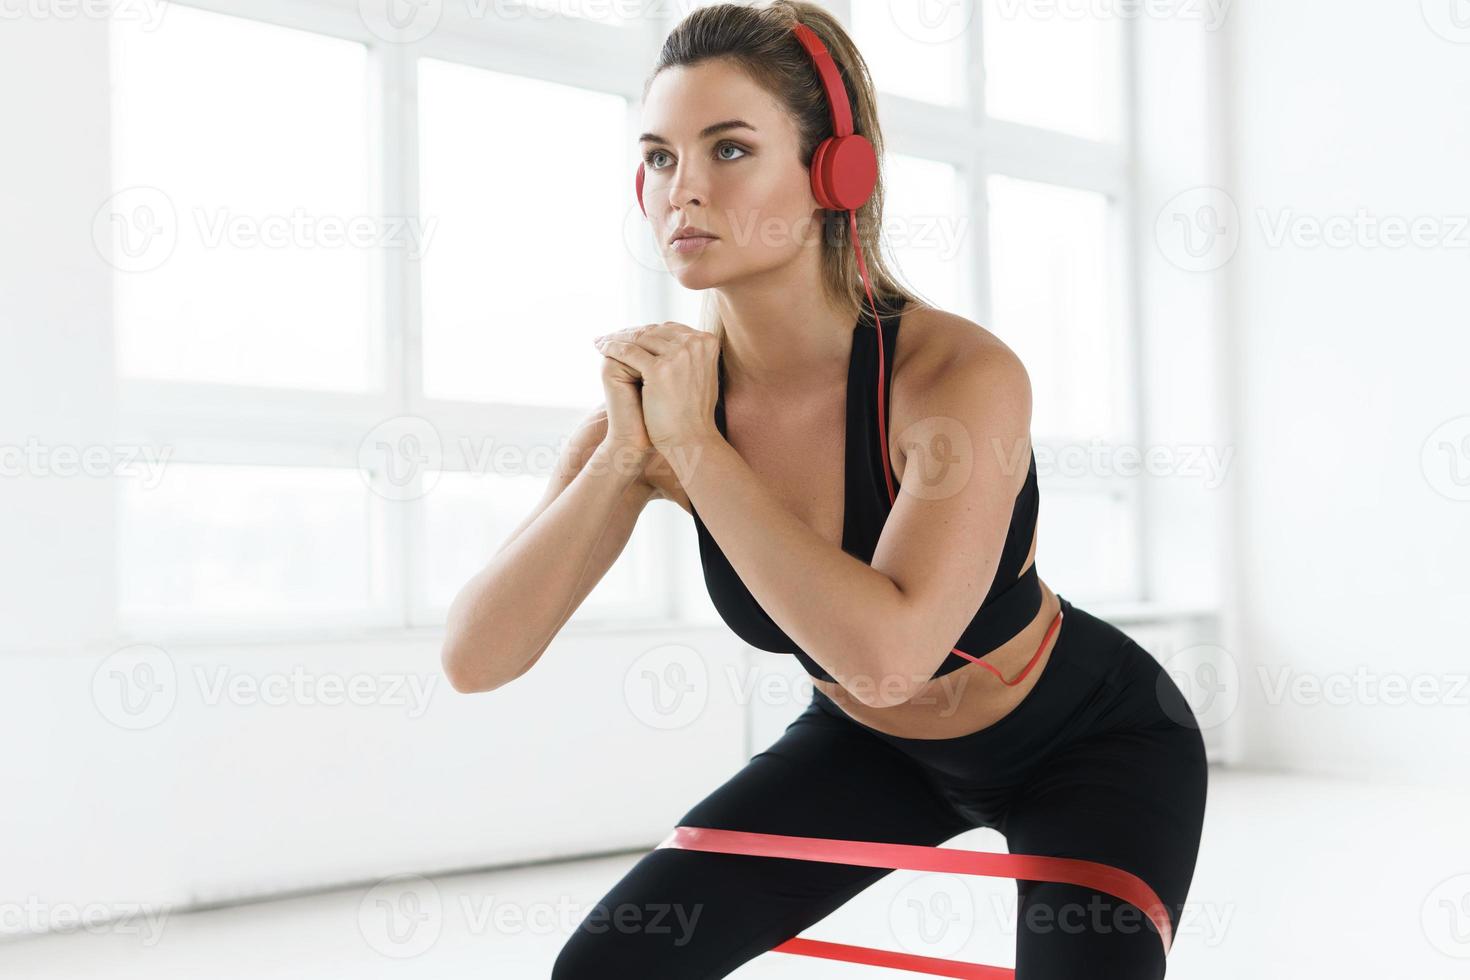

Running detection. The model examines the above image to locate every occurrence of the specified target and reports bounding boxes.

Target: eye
[642,141,749,170]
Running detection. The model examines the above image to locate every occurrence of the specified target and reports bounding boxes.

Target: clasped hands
[593,321,722,461]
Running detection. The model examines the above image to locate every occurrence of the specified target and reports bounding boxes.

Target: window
[109,1,1147,638]
[417,59,628,407]
[110,5,373,391]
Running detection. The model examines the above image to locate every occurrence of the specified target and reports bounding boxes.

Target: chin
[668,262,727,292]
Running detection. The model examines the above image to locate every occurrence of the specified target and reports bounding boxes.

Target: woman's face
[639,59,821,291]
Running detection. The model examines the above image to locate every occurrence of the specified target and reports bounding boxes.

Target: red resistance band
[657,826,1172,978]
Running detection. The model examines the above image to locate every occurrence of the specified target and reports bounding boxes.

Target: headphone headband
[791,23,854,139]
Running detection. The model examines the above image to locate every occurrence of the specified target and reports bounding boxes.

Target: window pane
[419,470,656,620]
[109,6,373,391]
[852,2,970,107]
[1035,484,1138,601]
[986,175,1115,440]
[981,0,1122,140]
[118,464,378,621]
[883,154,970,318]
[419,60,628,406]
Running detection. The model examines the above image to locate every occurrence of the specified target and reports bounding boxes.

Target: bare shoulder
[894,304,1031,405]
[891,304,1033,484]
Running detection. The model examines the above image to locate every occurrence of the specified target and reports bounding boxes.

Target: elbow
[846,644,923,709]
[441,641,496,695]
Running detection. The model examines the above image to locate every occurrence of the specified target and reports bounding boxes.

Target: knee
[550,893,711,980]
[1015,881,1168,979]
[549,927,603,980]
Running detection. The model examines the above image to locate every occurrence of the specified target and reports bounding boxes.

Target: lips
[669,226,717,245]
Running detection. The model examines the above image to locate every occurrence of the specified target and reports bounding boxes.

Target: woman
[442,3,1207,977]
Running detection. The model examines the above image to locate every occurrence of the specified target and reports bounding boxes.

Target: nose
[665,157,708,212]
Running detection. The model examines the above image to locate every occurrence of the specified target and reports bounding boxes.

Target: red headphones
[634,21,896,502]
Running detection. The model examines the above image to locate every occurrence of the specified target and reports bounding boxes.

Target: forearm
[675,434,914,706]
[442,441,647,692]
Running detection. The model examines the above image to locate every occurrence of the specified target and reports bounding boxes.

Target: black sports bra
[689,294,1044,682]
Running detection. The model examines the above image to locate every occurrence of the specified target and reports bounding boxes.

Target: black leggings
[553,595,1208,978]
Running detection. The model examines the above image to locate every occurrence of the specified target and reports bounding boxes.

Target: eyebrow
[638,119,758,145]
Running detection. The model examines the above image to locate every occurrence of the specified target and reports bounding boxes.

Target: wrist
[657,426,725,492]
[591,439,653,488]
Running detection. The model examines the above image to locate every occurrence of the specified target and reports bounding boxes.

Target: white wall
[1222,1,1470,783]
[0,9,753,939]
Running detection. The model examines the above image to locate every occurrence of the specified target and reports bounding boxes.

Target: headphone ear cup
[635,162,646,216]
[808,138,837,209]
[817,135,878,212]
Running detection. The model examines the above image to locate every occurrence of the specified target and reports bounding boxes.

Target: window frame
[112,0,1150,642]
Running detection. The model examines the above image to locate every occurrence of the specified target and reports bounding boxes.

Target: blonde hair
[645,0,934,355]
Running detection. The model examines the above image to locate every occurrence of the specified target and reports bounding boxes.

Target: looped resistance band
[657,825,1172,978]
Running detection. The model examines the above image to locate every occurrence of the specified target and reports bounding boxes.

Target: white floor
[4,768,1466,978]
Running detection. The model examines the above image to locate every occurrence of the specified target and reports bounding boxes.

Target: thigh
[552,700,974,980]
[1002,648,1209,979]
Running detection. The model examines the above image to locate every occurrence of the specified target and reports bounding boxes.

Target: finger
[597,339,657,376]
[596,323,680,355]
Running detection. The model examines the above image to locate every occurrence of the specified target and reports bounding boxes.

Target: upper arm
[868,336,1034,687]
